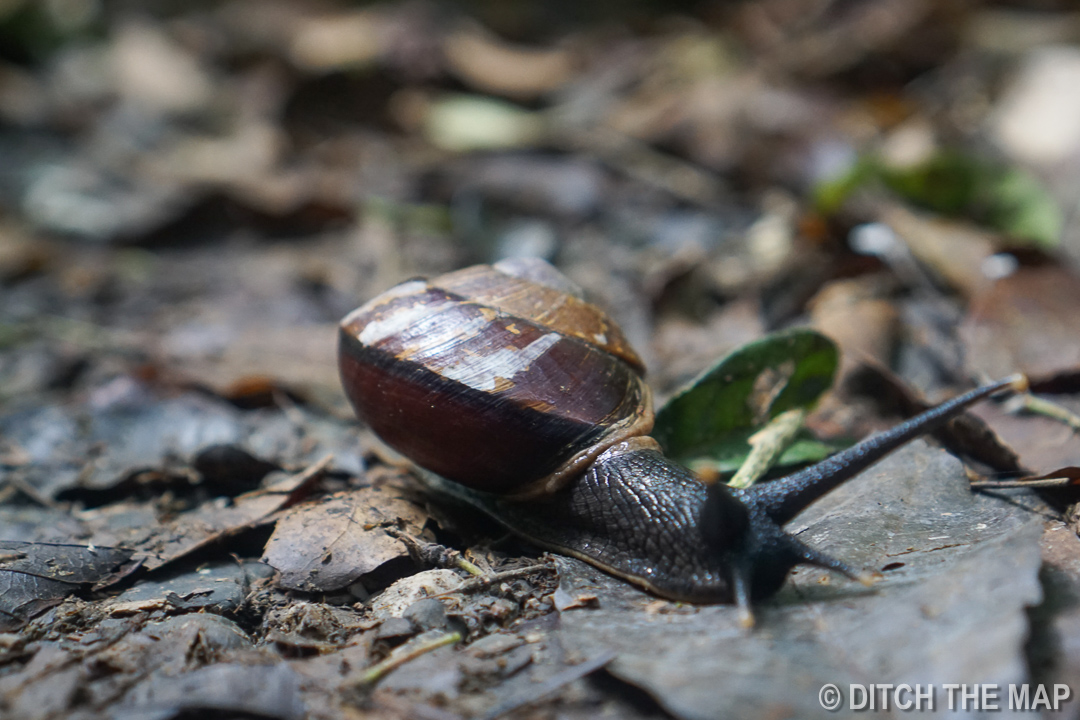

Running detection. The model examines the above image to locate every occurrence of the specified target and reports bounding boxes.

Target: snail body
[339,259,1025,614]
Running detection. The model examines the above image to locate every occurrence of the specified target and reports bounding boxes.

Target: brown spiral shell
[338,258,654,497]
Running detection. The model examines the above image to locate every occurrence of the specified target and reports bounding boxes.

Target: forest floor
[2,1,1080,718]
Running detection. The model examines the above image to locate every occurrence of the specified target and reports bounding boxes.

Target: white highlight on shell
[355,293,458,346]
[348,284,564,394]
[437,333,561,392]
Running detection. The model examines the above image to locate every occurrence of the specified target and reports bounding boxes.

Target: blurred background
[1,0,1078,456]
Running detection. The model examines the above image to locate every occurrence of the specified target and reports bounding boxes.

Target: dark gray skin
[434,375,1026,622]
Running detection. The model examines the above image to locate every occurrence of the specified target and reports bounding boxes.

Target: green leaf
[683,433,838,476]
[814,150,1062,248]
[653,328,838,469]
[813,156,881,215]
[981,167,1062,250]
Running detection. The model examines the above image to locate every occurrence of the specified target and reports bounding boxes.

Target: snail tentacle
[745,374,1028,525]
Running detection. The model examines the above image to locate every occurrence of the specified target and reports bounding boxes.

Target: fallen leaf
[0,542,134,630]
[262,485,429,593]
[77,456,330,571]
[961,265,1080,382]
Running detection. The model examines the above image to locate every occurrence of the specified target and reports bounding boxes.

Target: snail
[338,257,1026,621]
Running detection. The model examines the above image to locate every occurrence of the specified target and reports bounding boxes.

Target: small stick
[728,408,807,489]
[3,475,60,509]
[970,477,1075,489]
[352,629,463,687]
[266,453,334,492]
[432,562,556,597]
[1006,393,1080,432]
[385,527,485,576]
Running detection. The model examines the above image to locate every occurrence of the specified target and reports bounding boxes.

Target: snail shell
[338,258,652,497]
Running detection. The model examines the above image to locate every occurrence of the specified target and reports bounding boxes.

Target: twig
[728,408,807,489]
[970,477,1075,489]
[432,562,556,597]
[385,527,485,576]
[267,453,334,502]
[1005,393,1080,432]
[1,475,62,509]
[352,629,463,687]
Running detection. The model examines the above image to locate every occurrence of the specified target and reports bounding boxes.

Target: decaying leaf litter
[2,1,1080,718]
